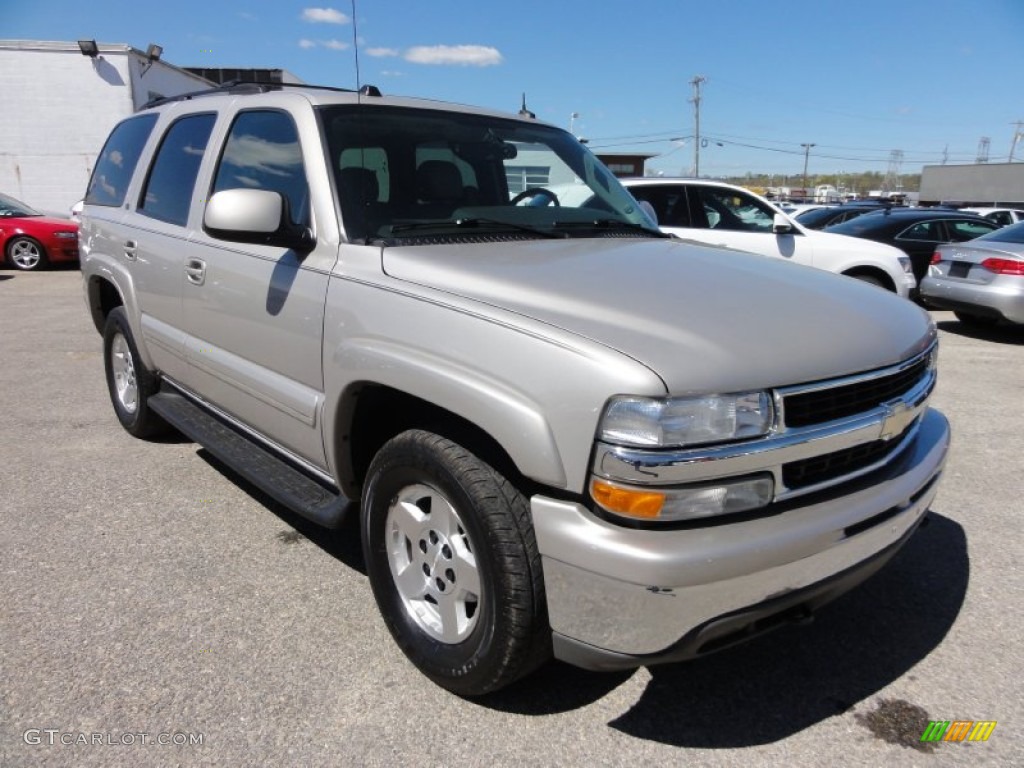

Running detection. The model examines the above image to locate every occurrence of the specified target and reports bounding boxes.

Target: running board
[149,389,349,528]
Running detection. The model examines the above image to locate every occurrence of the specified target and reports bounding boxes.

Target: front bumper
[532,407,949,669]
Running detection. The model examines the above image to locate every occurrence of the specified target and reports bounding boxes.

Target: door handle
[184,258,206,285]
[123,240,138,260]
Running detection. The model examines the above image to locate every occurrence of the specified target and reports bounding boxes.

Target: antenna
[351,0,362,92]
[518,93,535,119]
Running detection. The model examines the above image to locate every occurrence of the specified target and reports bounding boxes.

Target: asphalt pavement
[1,267,1022,767]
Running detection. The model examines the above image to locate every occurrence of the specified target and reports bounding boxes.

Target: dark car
[826,208,999,285]
[0,193,79,271]
[795,202,892,230]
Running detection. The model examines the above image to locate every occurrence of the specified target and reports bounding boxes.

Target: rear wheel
[954,311,999,328]
[6,236,47,271]
[103,307,169,438]
[361,429,549,696]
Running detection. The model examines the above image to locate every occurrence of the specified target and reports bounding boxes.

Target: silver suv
[80,83,949,695]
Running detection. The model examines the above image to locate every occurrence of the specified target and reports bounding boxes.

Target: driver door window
[697,187,775,232]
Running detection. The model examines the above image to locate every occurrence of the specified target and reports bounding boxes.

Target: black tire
[954,311,999,329]
[102,307,169,439]
[847,272,888,291]
[361,429,550,696]
[6,236,48,271]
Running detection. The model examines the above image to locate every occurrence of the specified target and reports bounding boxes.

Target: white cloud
[298,38,349,51]
[302,7,349,24]
[366,47,399,58]
[404,45,503,67]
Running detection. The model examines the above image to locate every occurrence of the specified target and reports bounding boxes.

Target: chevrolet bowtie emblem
[880,398,915,441]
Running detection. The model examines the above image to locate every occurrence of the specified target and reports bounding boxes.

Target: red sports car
[0,193,79,271]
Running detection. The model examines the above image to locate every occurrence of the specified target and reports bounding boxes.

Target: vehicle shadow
[479,511,968,745]
[194,448,366,575]
[188,444,969,732]
[936,319,1024,345]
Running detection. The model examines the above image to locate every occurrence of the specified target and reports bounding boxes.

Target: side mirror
[204,188,314,252]
[772,212,794,234]
[638,199,658,225]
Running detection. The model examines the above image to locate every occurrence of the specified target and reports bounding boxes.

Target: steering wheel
[510,187,561,207]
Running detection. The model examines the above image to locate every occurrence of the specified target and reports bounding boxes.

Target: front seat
[414,160,466,218]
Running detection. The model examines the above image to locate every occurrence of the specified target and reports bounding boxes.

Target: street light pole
[690,75,706,177]
[569,112,580,136]
[801,143,816,200]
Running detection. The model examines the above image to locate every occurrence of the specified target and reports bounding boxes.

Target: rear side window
[947,219,997,241]
[898,221,942,241]
[139,113,216,226]
[85,114,159,206]
[211,110,310,227]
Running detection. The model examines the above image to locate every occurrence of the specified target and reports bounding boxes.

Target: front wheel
[6,236,47,271]
[361,430,549,696]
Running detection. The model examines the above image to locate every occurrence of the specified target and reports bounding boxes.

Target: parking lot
[1,267,1022,767]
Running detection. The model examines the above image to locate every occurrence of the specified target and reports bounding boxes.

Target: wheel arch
[841,266,897,292]
[331,381,561,501]
[85,275,126,335]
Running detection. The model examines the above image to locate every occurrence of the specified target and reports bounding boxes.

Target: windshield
[319,105,660,243]
[976,219,1024,244]
[0,193,40,218]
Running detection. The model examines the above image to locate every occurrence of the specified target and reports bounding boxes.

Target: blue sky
[8,1,1024,180]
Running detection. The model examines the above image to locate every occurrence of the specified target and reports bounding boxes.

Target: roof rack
[140,80,379,111]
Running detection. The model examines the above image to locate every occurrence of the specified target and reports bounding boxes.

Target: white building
[0,40,213,216]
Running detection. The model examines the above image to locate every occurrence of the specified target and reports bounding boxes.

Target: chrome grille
[782,353,931,428]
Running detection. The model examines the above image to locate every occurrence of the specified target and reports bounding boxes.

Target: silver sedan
[921,220,1024,326]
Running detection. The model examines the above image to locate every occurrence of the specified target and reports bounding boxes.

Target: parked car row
[825,208,999,284]
[0,193,78,271]
[616,178,916,296]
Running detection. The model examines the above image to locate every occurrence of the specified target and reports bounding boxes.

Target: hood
[382,237,934,393]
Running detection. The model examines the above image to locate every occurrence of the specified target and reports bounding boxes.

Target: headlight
[599,392,773,448]
[54,231,77,239]
[898,256,913,274]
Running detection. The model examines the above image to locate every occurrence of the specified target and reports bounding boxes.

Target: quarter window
[138,113,216,226]
[84,114,159,207]
[212,111,310,227]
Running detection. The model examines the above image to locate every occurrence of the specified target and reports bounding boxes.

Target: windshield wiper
[454,217,565,239]
[557,218,668,238]
[388,218,564,239]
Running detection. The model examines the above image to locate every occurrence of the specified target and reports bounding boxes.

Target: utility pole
[1009,121,1024,162]
[690,75,706,177]
[801,143,815,200]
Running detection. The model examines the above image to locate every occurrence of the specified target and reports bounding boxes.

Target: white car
[620,178,916,297]
[961,207,1024,228]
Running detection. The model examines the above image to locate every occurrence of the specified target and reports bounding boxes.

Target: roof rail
[140,80,368,111]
